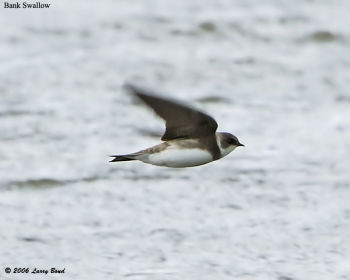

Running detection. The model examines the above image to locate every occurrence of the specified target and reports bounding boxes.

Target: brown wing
[125,84,218,141]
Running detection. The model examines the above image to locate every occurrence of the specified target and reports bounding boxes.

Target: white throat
[216,134,238,158]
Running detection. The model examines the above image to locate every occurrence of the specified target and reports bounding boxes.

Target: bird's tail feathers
[109,154,137,162]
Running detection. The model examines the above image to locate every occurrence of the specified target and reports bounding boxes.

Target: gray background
[1,0,350,279]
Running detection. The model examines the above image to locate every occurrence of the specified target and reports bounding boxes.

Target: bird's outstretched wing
[125,84,218,141]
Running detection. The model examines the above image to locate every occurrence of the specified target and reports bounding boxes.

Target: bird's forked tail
[109,155,136,162]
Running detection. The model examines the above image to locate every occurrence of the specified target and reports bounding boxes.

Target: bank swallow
[110,84,244,167]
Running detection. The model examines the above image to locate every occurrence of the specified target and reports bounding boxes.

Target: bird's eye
[228,138,236,145]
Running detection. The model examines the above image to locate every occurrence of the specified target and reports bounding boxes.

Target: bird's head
[217,132,244,157]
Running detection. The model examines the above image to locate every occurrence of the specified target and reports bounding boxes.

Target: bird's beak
[238,143,245,147]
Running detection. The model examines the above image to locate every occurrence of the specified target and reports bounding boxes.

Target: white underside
[139,147,213,168]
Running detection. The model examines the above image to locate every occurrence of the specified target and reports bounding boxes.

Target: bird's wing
[125,84,218,141]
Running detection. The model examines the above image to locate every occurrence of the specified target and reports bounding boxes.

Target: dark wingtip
[123,83,160,101]
[123,83,144,97]
[123,83,135,92]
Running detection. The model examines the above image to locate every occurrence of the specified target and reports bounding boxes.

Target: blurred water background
[1,0,350,279]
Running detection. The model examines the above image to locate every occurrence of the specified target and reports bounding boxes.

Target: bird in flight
[110,84,244,168]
